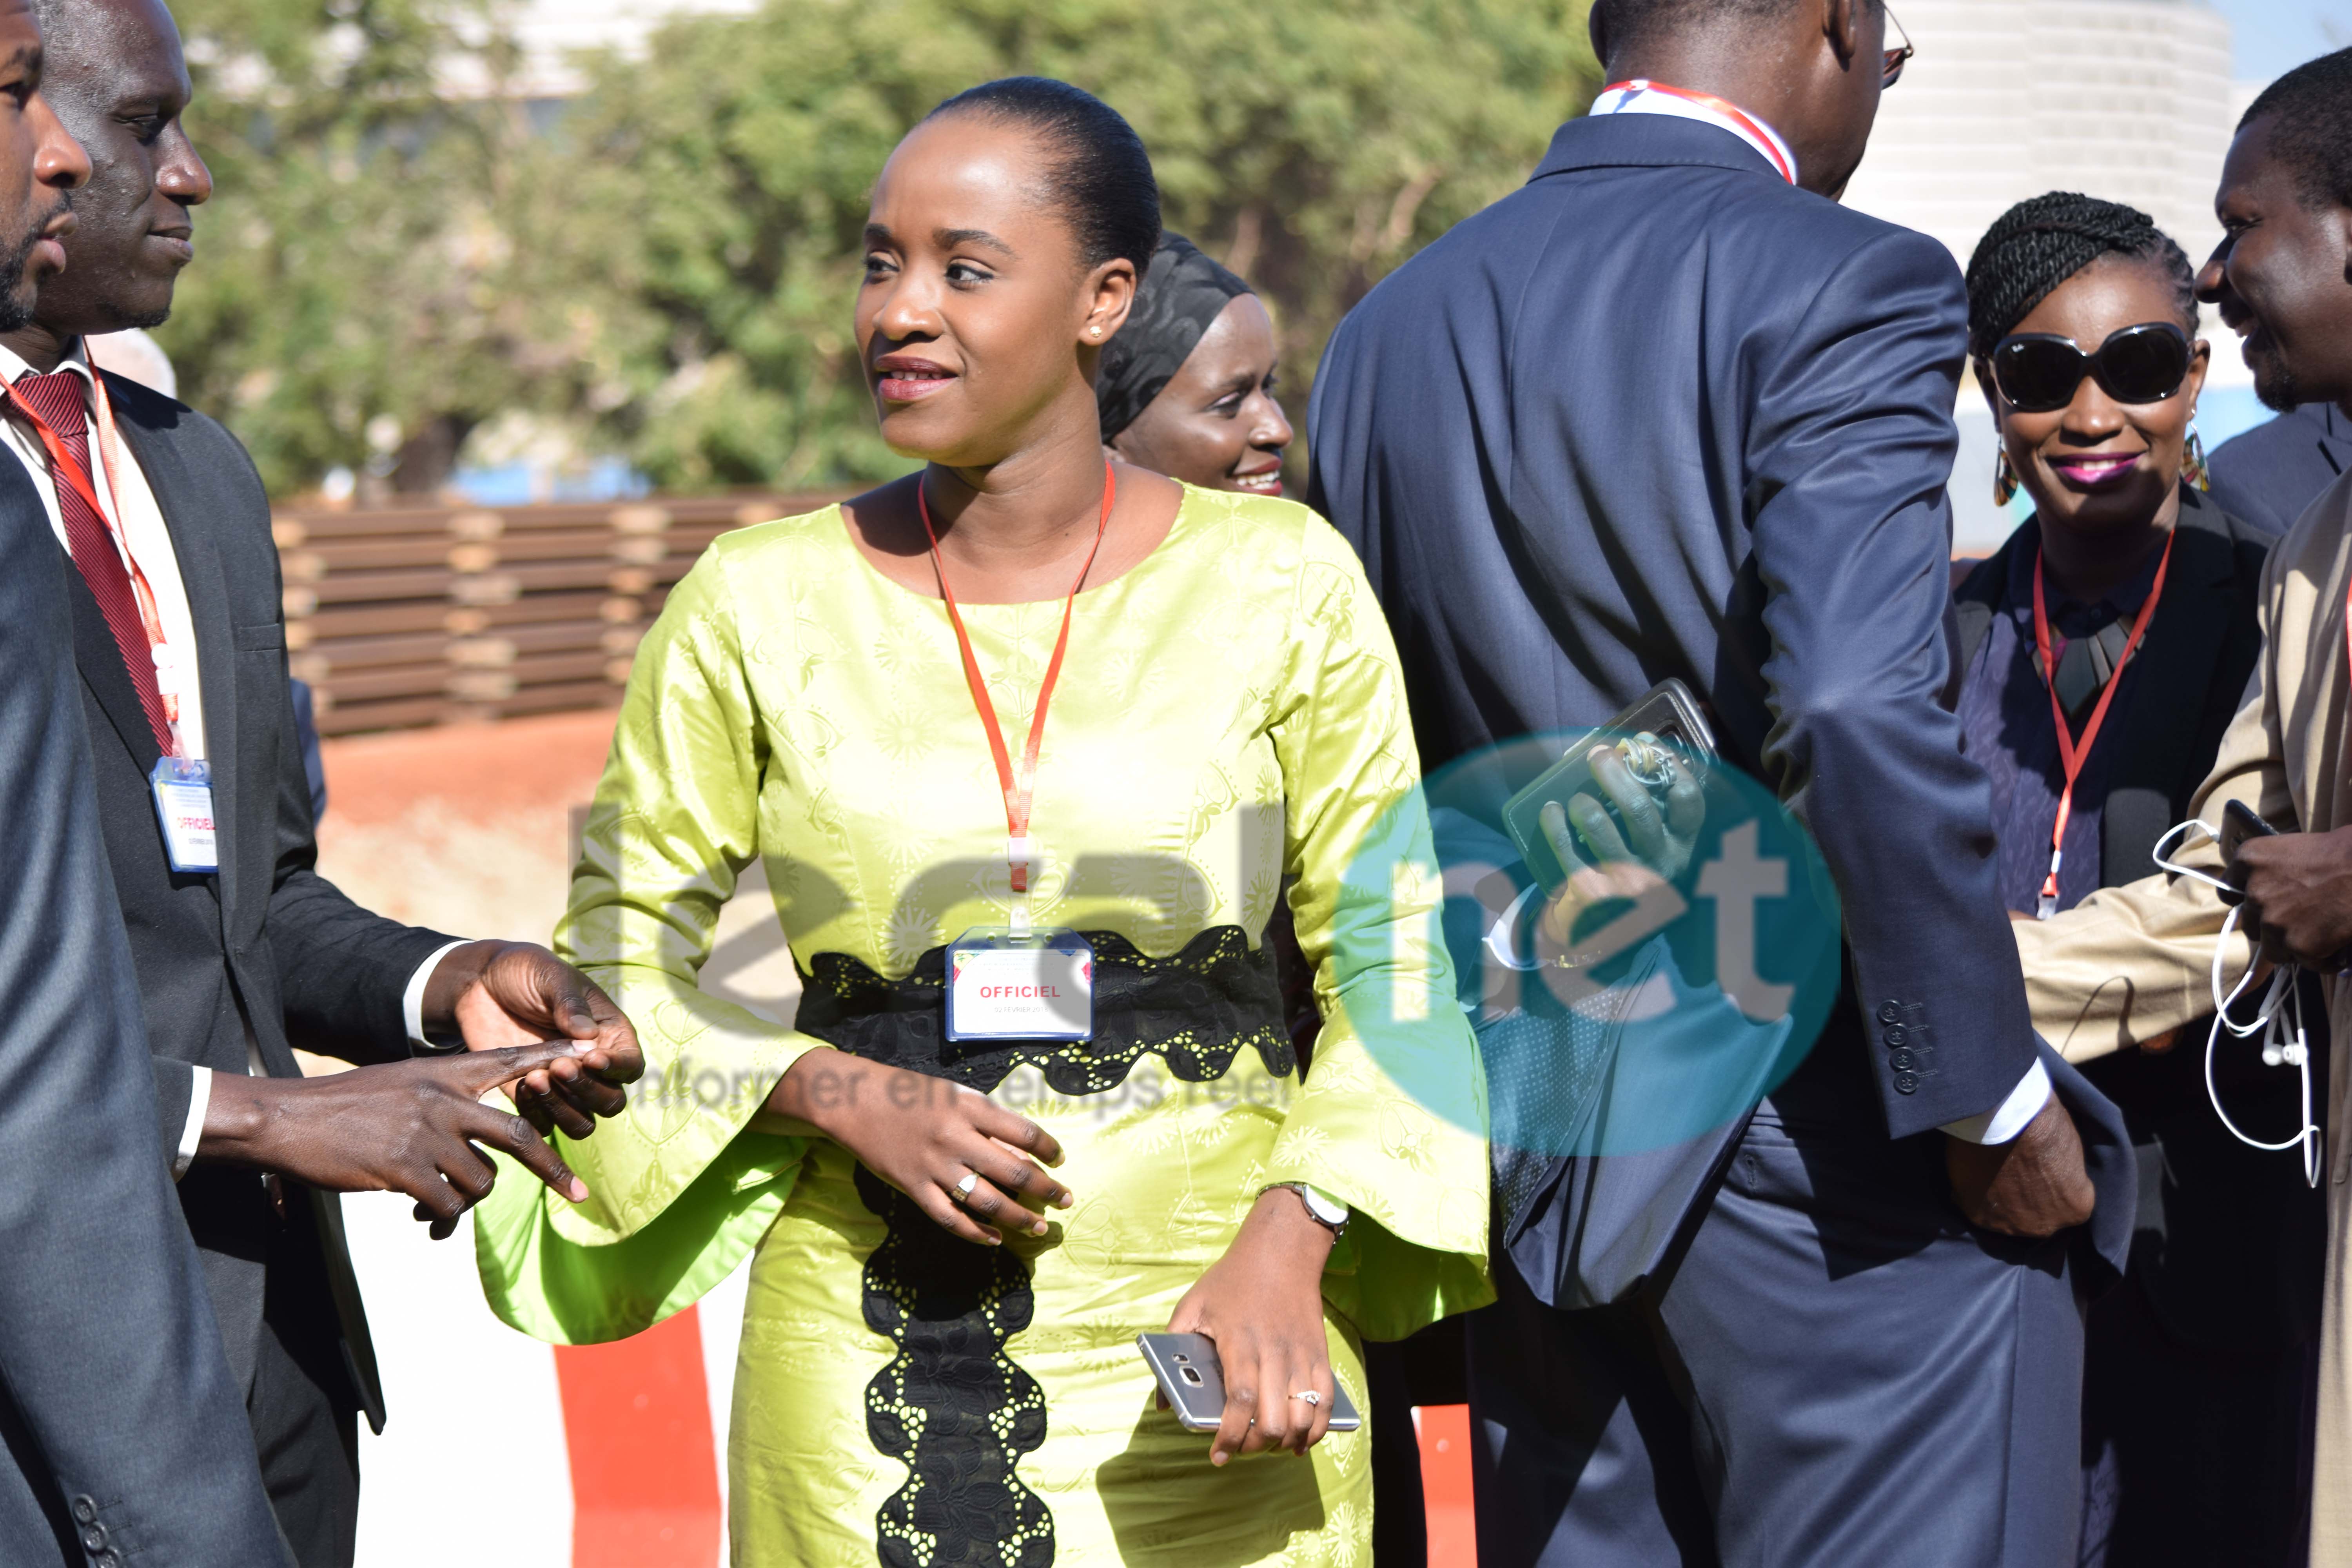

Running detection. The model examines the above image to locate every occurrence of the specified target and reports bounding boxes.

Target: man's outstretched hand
[1945,1093,2095,1239]
[203,1042,604,1239]
[421,940,644,1138]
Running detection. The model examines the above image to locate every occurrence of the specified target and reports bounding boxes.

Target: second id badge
[946,928,1094,1042]
[150,756,218,873]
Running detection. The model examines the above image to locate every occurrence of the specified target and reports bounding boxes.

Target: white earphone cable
[2152,818,2322,1186]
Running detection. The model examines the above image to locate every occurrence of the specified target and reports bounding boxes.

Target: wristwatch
[1265,1181,1349,1238]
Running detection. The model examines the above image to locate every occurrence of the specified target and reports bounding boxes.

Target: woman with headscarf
[1097,234,1292,497]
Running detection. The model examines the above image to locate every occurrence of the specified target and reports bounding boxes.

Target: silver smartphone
[1136,1332,1363,1433]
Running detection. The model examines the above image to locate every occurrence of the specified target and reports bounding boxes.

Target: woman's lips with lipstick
[2048,452,2141,489]
[874,356,955,403]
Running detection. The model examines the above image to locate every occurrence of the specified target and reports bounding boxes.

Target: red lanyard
[2030,530,2174,917]
[916,466,1115,924]
[1601,79,1796,185]
[5,370,179,738]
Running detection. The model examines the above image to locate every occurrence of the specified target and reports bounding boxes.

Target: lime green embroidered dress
[476,485,1490,1564]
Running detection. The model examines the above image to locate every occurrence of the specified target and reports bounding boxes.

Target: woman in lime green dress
[477,77,1488,1564]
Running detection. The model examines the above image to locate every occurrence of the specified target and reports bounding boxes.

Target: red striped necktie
[15,370,173,750]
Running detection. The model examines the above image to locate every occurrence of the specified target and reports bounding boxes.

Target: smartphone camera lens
[1181,1367,1203,1385]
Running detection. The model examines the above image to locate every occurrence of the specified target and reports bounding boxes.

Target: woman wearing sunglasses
[1955,192,2321,1567]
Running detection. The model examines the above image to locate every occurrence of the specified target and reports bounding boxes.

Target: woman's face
[1109,294,1292,495]
[858,116,1133,468]
[1985,257,2209,542]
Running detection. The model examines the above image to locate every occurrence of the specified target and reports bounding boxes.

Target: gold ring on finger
[1289,1390,1321,1406]
[952,1171,978,1202]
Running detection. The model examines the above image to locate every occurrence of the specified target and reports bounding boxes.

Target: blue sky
[2214,0,2352,80]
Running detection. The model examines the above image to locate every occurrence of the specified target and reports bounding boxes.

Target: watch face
[1298,1185,1348,1226]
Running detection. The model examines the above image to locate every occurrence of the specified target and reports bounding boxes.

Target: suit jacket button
[1877,1002,1903,1025]
[1893,1071,1920,1095]
[79,1524,106,1552]
[69,1496,96,1524]
[1883,1024,1910,1048]
[1889,1048,1918,1073]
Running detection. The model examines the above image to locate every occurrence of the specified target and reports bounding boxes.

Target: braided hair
[1964,192,2197,363]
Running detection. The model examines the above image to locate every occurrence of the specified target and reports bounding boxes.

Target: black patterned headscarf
[1095,233,1254,443]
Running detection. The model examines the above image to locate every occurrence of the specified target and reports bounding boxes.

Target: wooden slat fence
[278,494,838,736]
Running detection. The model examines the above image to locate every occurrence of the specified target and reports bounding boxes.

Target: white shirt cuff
[1940,1060,2052,1145]
[174,1065,212,1180]
[403,940,474,1050]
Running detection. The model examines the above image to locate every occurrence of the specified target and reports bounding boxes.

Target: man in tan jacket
[2013,49,2352,1561]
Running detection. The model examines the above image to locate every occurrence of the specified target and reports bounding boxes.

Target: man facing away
[2011,49,2352,1566]
[7,2,646,1561]
[1309,0,2132,1562]
[0,2,290,1561]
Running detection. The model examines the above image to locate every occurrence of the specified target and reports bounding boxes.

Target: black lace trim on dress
[856,1165,1052,1566]
[796,924,1294,1096]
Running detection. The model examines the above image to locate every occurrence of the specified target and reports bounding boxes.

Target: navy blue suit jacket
[1308,114,2036,1141]
[2206,403,2350,539]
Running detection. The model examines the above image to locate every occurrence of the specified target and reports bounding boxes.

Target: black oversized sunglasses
[1987,322,2192,414]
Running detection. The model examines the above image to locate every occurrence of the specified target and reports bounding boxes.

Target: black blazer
[1956,486,2322,1348]
[65,370,458,1432]
[0,454,286,1562]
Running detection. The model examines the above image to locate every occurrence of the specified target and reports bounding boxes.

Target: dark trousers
[250,1252,359,1568]
[2079,1274,2314,1567]
[1469,1110,2087,1567]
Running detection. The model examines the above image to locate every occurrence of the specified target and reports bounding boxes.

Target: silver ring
[1290,1390,1321,1407]
[952,1172,978,1201]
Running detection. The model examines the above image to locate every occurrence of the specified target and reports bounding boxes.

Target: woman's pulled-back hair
[924,77,1161,276]
[1964,192,2198,361]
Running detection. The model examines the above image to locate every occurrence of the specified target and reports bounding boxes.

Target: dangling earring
[2183,422,2210,492]
[1994,448,2020,508]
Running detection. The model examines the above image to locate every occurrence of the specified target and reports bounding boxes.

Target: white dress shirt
[0,342,463,1174]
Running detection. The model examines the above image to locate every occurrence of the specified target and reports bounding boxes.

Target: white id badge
[946,928,1094,1042]
[150,756,219,873]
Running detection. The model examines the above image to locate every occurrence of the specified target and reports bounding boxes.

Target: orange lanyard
[1601,79,1796,185]
[2031,530,2174,917]
[4,368,178,738]
[916,466,1115,929]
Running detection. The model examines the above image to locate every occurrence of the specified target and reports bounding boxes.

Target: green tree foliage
[159,0,1599,496]
[162,0,584,495]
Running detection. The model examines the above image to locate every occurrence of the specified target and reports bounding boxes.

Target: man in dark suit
[4,2,645,1561]
[2207,402,2351,536]
[0,7,294,1561]
[1308,1,2131,1562]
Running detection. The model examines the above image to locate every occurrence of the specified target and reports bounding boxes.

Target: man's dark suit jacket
[64,371,458,1436]
[2207,402,2351,539]
[1308,112,2038,1143]
[0,454,287,1563]
[1957,487,2323,1351]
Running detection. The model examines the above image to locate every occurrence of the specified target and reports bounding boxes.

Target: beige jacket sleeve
[2009,546,2301,1062]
